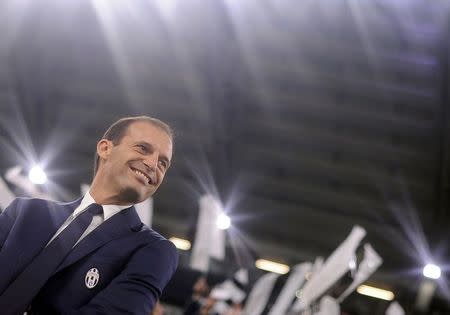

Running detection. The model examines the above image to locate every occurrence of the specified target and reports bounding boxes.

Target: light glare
[255,259,290,274]
[423,264,441,279]
[216,213,231,230]
[28,166,47,185]
[357,285,394,301]
[169,237,191,250]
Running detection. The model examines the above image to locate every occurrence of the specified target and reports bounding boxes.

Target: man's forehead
[125,121,173,156]
[126,121,172,141]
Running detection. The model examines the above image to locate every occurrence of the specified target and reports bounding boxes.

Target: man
[0,116,178,314]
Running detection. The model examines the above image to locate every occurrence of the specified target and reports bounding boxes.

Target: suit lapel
[47,198,83,241]
[0,198,81,295]
[55,206,143,273]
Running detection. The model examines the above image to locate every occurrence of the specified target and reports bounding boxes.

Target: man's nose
[143,153,158,171]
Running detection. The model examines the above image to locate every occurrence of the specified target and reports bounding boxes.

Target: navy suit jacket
[0,197,178,314]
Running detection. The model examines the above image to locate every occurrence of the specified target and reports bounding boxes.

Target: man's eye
[158,160,167,169]
[137,145,147,152]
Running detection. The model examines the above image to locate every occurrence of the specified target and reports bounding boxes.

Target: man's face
[98,121,172,204]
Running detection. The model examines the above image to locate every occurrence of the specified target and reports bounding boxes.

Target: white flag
[0,176,15,211]
[337,243,382,303]
[190,194,226,272]
[291,226,366,312]
[386,301,405,315]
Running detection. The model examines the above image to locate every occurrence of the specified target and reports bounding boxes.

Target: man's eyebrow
[135,141,152,148]
[134,141,153,151]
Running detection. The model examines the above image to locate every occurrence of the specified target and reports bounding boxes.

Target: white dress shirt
[47,192,131,247]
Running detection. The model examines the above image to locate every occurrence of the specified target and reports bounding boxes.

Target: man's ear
[97,139,113,160]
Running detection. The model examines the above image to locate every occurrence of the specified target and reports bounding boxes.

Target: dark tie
[0,203,103,315]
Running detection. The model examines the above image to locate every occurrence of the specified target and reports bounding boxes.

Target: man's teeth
[133,169,150,183]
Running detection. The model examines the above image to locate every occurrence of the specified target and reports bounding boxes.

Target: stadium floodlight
[216,213,231,230]
[423,264,441,280]
[28,166,47,185]
[169,237,191,250]
[357,285,394,301]
[255,259,290,275]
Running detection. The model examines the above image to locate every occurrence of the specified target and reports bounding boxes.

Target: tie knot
[87,203,103,216]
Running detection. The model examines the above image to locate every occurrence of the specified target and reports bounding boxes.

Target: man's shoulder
[2,197,71,222]
[8,197,53,208]
[11,197,73,207]
[7,197,80,213]
[132,227,179,271]
[138,224,170,243]
[136,226,178,257]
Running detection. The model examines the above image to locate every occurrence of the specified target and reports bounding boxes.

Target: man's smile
[130,166,152,185]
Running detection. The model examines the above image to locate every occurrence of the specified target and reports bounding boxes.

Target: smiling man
[91,118,172,205]
[0,116,178,315]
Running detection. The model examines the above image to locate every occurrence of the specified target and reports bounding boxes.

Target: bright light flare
[357,285,394,301]
[216,213,231,230]
[155,0,178,20]
[28,166,47,185]
[169,237,191,250]
[255,259,290,274]
[423,264,441,279]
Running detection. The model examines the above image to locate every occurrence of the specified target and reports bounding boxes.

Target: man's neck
[89,179,131,206]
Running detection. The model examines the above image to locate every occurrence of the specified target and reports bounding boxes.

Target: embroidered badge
[85,268,100,289]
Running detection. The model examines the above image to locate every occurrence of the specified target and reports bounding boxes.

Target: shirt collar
[74,192,132,221]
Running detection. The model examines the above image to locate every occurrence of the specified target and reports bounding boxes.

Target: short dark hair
[93,116,173,175]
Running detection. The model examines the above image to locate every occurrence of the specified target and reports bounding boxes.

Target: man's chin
[118,187,142,204]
